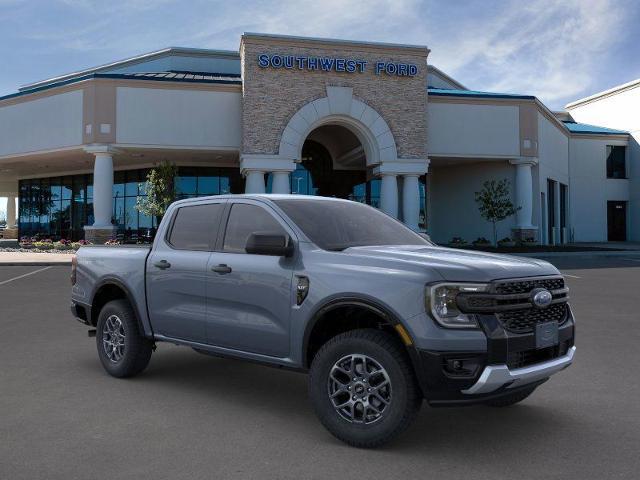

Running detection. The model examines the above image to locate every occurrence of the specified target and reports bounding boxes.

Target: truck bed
[73,244,154,335]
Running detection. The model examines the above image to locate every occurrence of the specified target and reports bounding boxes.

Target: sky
[1,0,640,215]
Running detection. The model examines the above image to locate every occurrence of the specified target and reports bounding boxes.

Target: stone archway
[240,85,428,227]
[278,86,398,166]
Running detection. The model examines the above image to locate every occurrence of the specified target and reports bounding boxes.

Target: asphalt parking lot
[1,257,639,479]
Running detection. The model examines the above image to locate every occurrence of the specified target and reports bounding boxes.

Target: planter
[498,241,516,248]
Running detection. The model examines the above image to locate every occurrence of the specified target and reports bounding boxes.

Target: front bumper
[461,345,575,395]
[411,307,575,406]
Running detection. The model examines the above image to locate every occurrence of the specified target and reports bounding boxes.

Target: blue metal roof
[562,121,628,135]
[0,71,242,102]
[427,87,535,100]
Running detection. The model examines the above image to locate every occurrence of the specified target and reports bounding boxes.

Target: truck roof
[170,194,353,206]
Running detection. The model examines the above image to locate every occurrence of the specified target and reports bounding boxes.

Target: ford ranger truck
[71,195,575,448]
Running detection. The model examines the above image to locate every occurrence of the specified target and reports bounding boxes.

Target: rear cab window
[168,203,224,251]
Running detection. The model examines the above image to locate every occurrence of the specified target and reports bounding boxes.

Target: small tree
[474,179,520,246]
[135,161,178,222]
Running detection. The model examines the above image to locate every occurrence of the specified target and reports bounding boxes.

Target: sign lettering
[257,54,417,77]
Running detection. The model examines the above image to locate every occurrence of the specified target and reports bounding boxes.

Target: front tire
[309,329,422,448]
[96,299,153,378]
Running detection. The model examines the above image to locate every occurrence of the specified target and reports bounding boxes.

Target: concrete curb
[0,252,74,266]
[0,262,72,266]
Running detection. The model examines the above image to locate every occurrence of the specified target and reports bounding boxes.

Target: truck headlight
[426,283,488,329]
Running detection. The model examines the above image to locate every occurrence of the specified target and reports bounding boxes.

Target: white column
[402,175,420,230]
[512,160,535,228]
[245,170,266,194]
[92,152,114,227]
[271,171,291,194]
[380,174,399,218]
[6,195,17,229]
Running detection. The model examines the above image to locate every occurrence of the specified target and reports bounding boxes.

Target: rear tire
[309,329,422,448]
[485,386,536,407]
[96,299,153,378]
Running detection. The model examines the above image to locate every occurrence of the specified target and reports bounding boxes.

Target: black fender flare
[90,277,153,338]
[301,294,411,369]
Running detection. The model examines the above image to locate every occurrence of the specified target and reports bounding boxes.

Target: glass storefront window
[199,176,218,195]
[62,177,72,200]
[175,175,197,197]
[18,166,242,241]
[113,171,125,199]
[87,175,94,200]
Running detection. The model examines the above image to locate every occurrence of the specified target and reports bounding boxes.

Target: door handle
[211,264,232,274]
[153,260,171,270]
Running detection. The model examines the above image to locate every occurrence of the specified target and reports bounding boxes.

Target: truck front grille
[495,277,565,295]
[496,303,568,334]
[456,276,570,334]
[507,339,572,369]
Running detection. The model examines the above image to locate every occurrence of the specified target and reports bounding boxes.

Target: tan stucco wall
[240,35,429,160]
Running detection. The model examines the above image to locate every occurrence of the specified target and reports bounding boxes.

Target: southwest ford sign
[257,54,418,77]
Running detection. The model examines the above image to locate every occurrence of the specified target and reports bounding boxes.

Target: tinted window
[273,199,428,251]
[223,204,286,253]
[606,146,626,179]
[168,203,223,250]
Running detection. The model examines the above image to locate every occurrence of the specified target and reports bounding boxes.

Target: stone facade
[1,228,18,240]
[240,34,429,161]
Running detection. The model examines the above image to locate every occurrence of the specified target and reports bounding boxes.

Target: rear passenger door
[205,200,295,358]
[147,200,225,343]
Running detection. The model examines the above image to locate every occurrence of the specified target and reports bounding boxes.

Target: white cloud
[179,0,630,107]
[426,0,628,107]
[2,0,634,109]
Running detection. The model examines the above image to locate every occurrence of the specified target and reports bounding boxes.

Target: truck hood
[342,245,559,282]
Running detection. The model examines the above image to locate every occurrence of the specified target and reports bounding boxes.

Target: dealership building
[0,33,637,244]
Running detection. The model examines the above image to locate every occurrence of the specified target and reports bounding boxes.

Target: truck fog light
[444,357,482,377]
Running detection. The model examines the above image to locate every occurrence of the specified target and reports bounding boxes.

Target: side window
[223,203,286,253]
[606,145,626,179]
[168,203,224,251]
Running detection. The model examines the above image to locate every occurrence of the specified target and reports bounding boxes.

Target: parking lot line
[0,266,52,286]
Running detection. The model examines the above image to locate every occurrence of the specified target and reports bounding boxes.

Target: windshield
[273,199,430,251]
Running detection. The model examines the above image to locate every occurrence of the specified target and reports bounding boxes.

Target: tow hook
[87,329,96,338]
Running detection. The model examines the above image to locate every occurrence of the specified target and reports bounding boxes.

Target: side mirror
[245,232,294,257]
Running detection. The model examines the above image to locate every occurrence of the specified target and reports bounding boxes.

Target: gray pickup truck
[71,194,575,447]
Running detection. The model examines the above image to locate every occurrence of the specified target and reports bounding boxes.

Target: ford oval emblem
[531,288,553,308]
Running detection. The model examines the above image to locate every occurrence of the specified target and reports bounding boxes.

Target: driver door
[205,200,295,358]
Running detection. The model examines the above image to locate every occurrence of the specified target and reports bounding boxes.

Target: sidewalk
[567,242,640,251]
[513,250,640,258]
[0,252,74,265]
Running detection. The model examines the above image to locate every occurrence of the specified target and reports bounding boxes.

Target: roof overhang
[19,47,240,93]
[565,78,640,109]
[427,65,467,90]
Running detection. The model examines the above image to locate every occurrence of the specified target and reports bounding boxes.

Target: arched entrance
[243,86,429,229]
[296,124,382,206]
